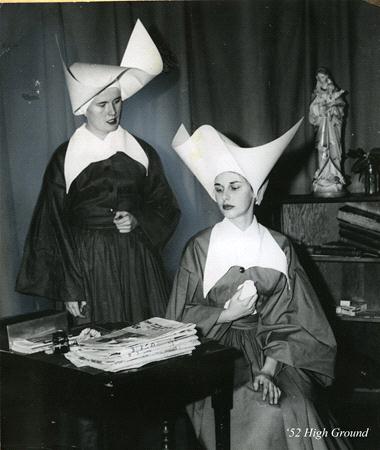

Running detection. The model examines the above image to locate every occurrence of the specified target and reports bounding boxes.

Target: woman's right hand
[65,301,87,318]
[253,372,281,405]
[218,289,257,323]
[113,211,138,233]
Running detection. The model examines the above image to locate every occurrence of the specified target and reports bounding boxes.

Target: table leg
[161,419,171,450]
[211,385,233,450]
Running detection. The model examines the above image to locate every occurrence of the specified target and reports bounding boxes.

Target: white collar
[203,217,288,298]
[64,125,149,193]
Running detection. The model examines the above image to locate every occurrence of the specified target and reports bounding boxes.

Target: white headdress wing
[172,118,303,204]
[60,19,163,115]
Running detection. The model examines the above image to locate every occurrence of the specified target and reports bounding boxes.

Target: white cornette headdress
[60,19,163,115]
[172,118,303,204]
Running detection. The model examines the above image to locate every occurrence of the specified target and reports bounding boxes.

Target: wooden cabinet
[279,194,380,447]
[280,194,380,323]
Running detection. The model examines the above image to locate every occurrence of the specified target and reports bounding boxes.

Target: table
[1,337,238,450]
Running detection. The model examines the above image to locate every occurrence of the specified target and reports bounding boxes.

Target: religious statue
[309,67,346,196]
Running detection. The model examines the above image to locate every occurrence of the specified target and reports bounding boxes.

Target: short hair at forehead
[93,87,121,102]
[214,172,250,184]
[214,180,243,186]
[214,174,254,194]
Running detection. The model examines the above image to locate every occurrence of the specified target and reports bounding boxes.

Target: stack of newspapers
[65,317,200,372]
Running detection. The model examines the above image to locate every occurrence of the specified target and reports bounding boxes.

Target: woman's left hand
[253,372,281,405]
[113,211,138,233]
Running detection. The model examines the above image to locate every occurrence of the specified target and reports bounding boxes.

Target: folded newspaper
[10,334,58,354]
[9,327,102,354]
[65,317,200,372]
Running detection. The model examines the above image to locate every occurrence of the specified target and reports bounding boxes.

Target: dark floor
[1,407,202,450]
[330,390,380,450]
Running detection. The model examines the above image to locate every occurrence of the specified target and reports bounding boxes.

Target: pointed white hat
[172,118,303,204]
[60,19,163,115]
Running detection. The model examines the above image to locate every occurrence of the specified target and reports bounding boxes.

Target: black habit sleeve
[16,143,83,303]
[166,231,228,339]
[134,139,181,250]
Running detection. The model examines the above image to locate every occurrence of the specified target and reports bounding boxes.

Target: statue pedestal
[312,159,346,198]
[312,189,346,198]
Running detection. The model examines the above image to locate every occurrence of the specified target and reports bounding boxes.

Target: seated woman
[167,121,351,449]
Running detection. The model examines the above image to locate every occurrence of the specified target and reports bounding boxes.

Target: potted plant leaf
[347,147,380,195]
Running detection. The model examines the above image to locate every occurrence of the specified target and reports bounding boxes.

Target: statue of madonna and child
[309,67,347,197]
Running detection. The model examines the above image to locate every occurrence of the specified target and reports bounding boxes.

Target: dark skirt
[72,225,169,324]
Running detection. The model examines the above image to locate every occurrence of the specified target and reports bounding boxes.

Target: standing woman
[16,21,180,323]
[167,120,351,449]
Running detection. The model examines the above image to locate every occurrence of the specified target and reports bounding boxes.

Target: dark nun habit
[167,121,351,450]
[16,127,180,323]
[16,21,180,324]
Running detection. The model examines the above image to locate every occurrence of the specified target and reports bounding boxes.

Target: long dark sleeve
[135,142,180,250]
[16,144,83,302]
[256,236,337,386]
[166,234,227,339]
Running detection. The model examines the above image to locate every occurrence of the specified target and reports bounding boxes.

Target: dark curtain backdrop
[1,0,380,317]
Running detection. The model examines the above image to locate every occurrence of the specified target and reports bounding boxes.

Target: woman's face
[85,87,122,139]
[214,172,255,222]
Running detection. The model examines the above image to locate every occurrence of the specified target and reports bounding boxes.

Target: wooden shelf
[336,312,380,323]
[280,198,380,336]
[311,255,380,263]
[281,193,380,204]
[353,387,380,393]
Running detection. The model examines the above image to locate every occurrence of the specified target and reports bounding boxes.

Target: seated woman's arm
[253,355,281,405]
[167,262,257,338]
[256,235,336,387]
[217,288,257,323]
